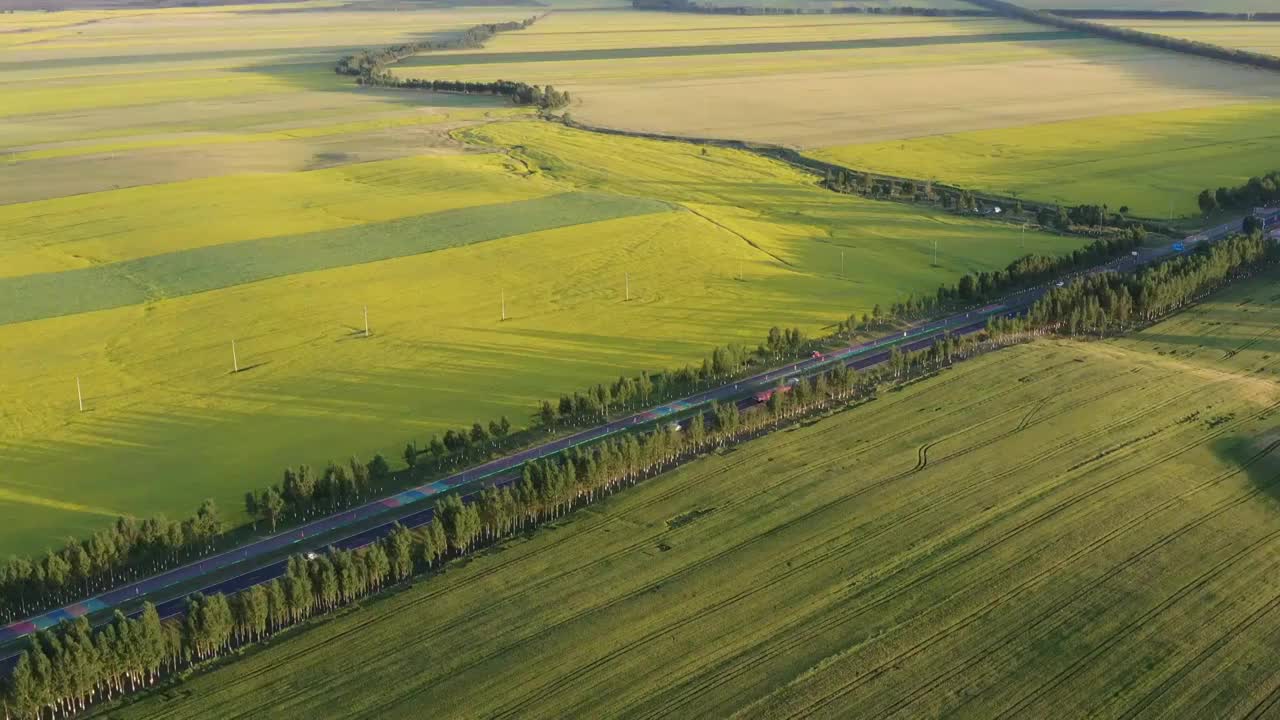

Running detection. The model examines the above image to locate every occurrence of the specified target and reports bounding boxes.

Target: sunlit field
[98,270,1280,719]
[812,100,1280,218]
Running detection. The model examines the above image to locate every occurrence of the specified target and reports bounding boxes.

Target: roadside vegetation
[71,264,1280,719]
[0,116,1074,557]
[4,220,1272,716]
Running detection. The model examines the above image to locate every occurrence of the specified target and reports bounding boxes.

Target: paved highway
[2,209,1265,657]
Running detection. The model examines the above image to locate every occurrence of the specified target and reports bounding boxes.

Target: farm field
[0,2,534,203]
[1021,0,1280,10]
[0,118,1078,556]
[392,10,1280,149]
[97,270,1280,719]
[1100,19,1280,55]
[812,100,1280,217]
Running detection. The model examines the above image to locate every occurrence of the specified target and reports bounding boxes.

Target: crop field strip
[397,31,1086,66]
[0,191,669,325]
[102,271,1280,719]
[1099,20,1280,56]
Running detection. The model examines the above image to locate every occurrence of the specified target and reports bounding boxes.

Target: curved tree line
[334,16,570,110]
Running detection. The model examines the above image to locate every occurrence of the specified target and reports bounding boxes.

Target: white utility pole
[231,339,239,373]
[501,290,507,322]
[840,250,845,277]
[625,272,630,302]
[76,376,83,412]
[363,305,370,338]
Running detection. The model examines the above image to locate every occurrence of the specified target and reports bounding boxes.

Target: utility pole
[932,239,938,267]
[501,290,507,322]
[738,259,743,281]
[76,376,83,412]
[625,272,630,302]
[363,305,369,338]
[231,339,239,373]
[840,250,845,277]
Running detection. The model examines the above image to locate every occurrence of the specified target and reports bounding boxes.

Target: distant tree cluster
[967,0,1280,72]
[0,502,223,625]
[1197,170,1280,215]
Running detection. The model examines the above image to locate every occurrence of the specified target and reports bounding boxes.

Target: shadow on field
[1212,433,1280,505]
[230,29,515,112]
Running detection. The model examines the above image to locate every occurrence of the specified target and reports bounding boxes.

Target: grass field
[1101,19,1280,55]
[391,10,1280,149]
[0,117,1079,556]
[811,101,1280,218]
[96,270,1280,719]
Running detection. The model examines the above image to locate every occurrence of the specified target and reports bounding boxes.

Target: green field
[97,270,1280,719]
[812,101,1280,218]
[0,115,1080,556]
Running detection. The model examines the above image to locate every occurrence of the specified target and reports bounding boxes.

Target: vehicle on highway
[755,385,793,403]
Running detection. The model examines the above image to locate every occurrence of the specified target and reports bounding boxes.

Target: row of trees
[2,325,1004,718]
[362,75,570,110]
[1021,231,1277,338]
[2,526,415,720]
[838,230,1147,338]
[333,17,569,109]
[822,167,1143,232]
[23,227,1268,715]
[0,216,1141,633]
[967,0,1280,72]
[1197,171,1280,215]
[243,456,388,533]
[537,327,811,429]
[334,18,537,77]
[0,502,223,625]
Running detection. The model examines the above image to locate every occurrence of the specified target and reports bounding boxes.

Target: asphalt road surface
[1,212,1261,659]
